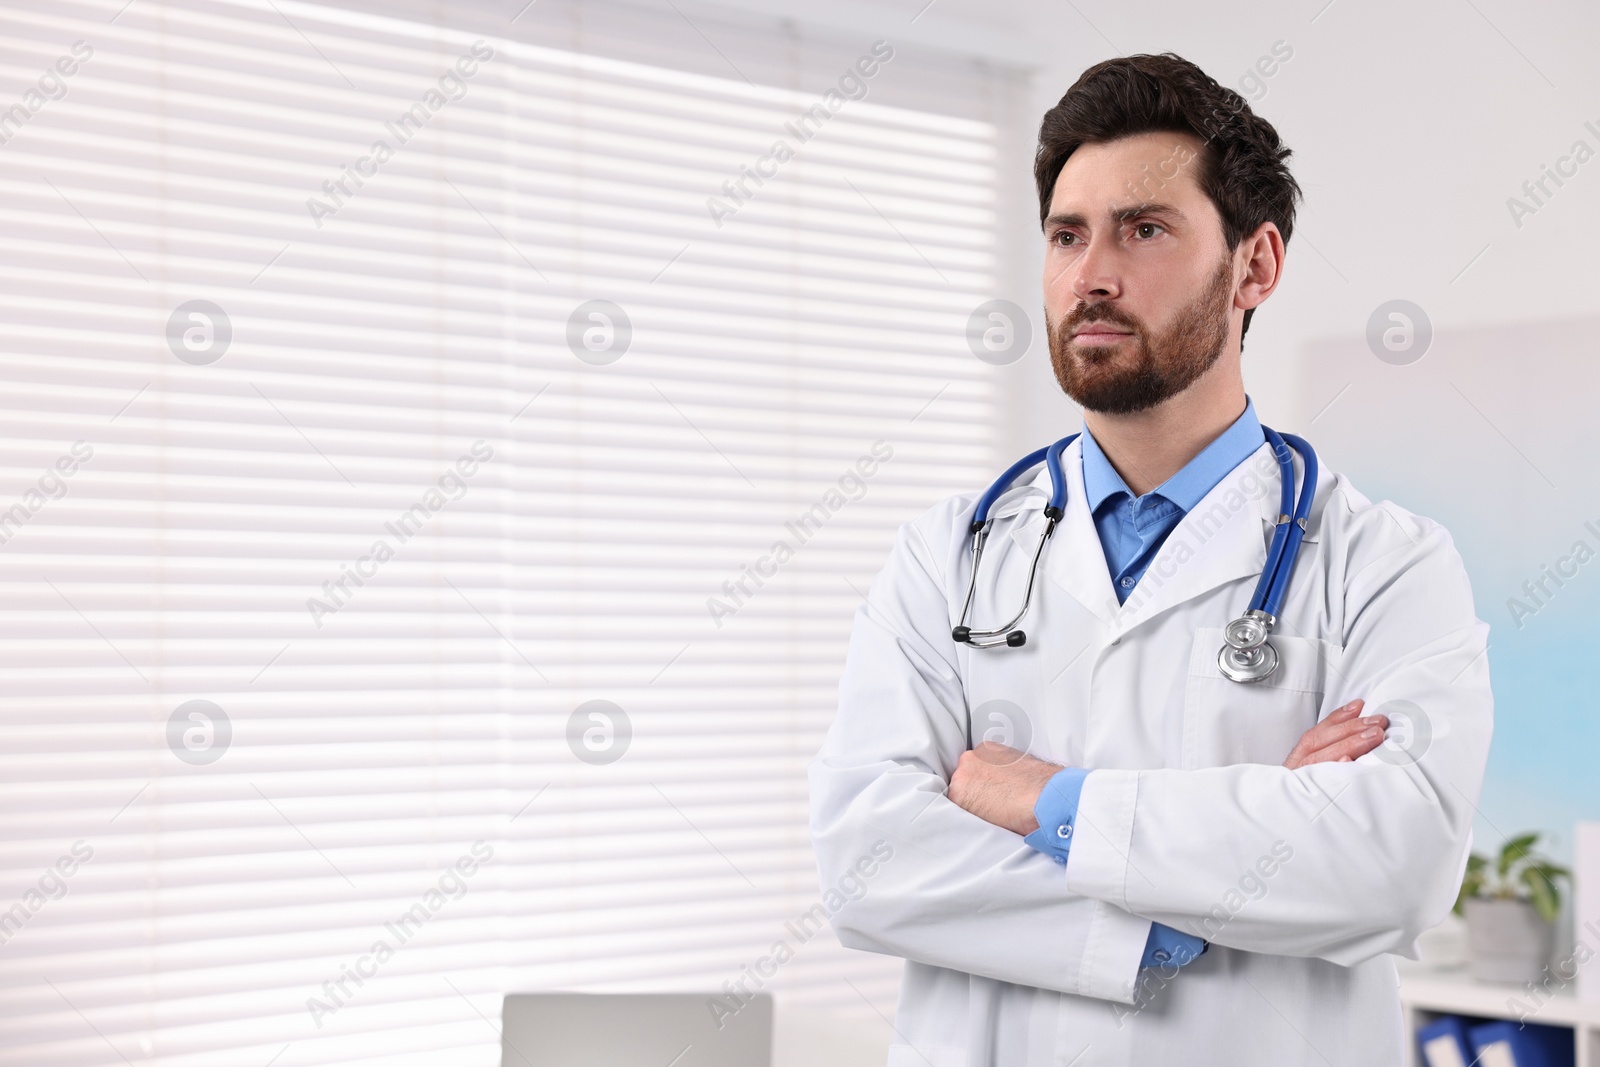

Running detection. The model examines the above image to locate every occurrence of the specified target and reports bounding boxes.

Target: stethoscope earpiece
[950,436,1076,651]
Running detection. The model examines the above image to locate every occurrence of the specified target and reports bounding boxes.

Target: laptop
[500,992,773,1067]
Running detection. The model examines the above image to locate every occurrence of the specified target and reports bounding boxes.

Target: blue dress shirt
[1084,397,1266,603]
[1023,398,1266,969]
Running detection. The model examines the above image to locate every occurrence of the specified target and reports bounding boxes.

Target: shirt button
[1120,576,1135,588]
[1054,855,1066,865]
[1056,823,1072,839]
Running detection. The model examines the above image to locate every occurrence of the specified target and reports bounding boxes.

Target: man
[808,53,1492,1066]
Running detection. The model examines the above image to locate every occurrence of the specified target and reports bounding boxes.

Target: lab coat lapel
[1005,438,1286,632]
[1113,442,1281,630]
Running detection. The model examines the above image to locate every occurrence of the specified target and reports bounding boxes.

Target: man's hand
[948,742,1064,835]
[1282,699,1389,769]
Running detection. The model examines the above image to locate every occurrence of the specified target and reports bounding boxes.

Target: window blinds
[0,0,1015,1063]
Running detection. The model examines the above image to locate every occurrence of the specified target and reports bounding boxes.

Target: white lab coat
[808,436,1493,1066]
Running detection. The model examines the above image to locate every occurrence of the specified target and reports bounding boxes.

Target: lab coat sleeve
[1062,497,1495,966]
[809,502,1153,1004]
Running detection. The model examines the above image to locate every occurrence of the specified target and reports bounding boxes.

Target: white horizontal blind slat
[0,0,1016,1063]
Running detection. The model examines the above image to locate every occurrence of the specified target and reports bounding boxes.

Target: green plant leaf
[1523,865,1560,923]
[1499,833,1540,878]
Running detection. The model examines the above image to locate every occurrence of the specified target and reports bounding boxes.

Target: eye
[1133,222,1165,239]
[1051,230,1077,247]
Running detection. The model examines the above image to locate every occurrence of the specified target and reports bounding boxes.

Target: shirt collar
[1079,396,1265,515]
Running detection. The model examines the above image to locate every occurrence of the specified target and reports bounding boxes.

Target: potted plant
[1454,832,1570,984]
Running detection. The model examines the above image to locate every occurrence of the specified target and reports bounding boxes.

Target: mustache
[1060,304,1140,338]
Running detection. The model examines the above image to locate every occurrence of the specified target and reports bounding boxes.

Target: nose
[1070,235,1121,304]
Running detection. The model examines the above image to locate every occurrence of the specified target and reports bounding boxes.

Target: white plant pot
[1463,897,1555,984]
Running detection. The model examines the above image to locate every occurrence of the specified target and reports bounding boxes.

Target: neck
[1082,369,1248,496]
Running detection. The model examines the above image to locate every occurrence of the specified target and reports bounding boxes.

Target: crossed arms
[807,504,1493,1004]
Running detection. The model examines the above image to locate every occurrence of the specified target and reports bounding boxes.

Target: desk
[772,1005,893,1066]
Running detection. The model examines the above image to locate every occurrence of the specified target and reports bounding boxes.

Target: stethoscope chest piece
[1217,608,1278,683]
[1217,636,1278,683]
[1211,427,1318,683]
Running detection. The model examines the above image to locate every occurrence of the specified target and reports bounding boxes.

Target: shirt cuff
[1061,768,1139,909]
[1141,922,1209,969]
[1022,767,1091,864]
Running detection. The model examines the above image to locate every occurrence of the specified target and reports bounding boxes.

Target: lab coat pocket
[1182,626,1343,768]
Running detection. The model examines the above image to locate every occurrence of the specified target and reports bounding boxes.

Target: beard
[1047,254,1234,415]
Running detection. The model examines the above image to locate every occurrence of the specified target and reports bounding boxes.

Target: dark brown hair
[1034,52,1302,343]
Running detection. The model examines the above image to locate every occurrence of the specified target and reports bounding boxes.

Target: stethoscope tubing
[971,435,1076,529]
[1245,428,1317,620]
[953,426,1318,665]
[1259,431,1318,618]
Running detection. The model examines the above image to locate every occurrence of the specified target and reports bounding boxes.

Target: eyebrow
[1043,201,1188,231]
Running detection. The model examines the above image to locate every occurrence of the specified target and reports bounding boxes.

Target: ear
[1234,221,1285,312]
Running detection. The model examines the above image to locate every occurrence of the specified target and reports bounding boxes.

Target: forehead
[1048,130,1210,213]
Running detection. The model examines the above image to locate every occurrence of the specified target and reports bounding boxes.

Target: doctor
[809,52,1493,1066]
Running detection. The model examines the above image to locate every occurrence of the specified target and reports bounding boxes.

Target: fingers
[969,740,1025,765]
[1284,700,1391,769]
[1300,727,1385,766]
[1327,699,1365,723]
[1282,699,1362,767]
[1296,717,1391,767]
[1321,713,1388,749]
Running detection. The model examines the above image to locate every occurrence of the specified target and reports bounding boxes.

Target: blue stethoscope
[951,427,1318,684]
